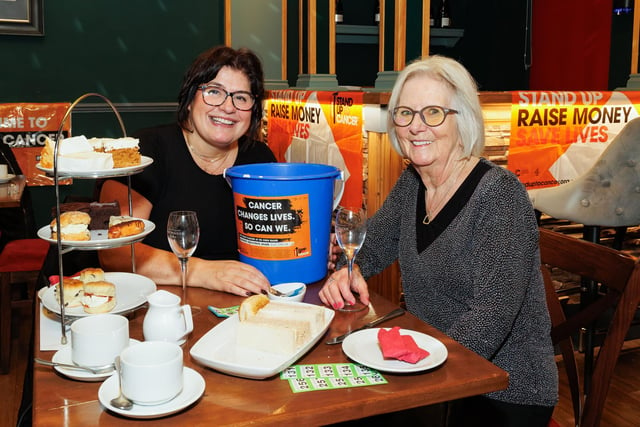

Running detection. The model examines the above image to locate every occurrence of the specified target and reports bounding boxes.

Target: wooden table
[0,174,25,208]
[33,283,508,426]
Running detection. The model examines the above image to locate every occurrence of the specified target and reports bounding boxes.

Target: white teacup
[120,341,183,405]
[71,314,129,368]
[0,164,7,178]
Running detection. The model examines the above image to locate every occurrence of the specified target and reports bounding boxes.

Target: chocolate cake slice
[88,201,121,230]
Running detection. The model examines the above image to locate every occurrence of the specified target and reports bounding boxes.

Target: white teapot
[143,290,193,345]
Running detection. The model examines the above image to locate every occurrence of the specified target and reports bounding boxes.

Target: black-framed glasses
[392,105,458,127]
[198,84,255,111]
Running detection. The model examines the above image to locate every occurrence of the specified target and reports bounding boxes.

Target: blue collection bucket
[224,163,344,284]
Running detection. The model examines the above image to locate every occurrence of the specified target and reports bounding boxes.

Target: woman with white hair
[320,56,558,426]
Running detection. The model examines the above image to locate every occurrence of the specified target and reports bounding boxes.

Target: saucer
[99,367,205,419]
[51,339,139,382]
[0,174,15,183]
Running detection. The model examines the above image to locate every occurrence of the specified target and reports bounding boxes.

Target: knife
[325,308,406,345]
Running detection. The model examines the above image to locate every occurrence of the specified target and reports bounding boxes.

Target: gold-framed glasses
[392,105,458,127]
[198,84,255,111]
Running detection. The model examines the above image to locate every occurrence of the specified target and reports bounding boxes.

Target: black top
[416,160,490,252]
[122,123,276,260]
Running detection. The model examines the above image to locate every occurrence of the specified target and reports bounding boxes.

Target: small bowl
[267,282,306,303]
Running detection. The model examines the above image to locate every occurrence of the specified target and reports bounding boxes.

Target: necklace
[184,135,236,175]
[185,138,220,163]
[422,159,469,225]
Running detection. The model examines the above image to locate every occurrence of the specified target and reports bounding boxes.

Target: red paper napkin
[378,326,430,364]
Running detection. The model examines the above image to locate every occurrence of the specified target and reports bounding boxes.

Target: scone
[54,278,85,308]
[50,211,91,241]
[78,267,105,283]
[82,281,116,314]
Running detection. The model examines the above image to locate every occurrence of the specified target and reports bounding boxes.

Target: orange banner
[508,91,640,189]
[0,103,72,186]
[265,90,363,209]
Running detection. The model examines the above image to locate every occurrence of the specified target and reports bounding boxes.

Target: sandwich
[236,294,325,355]
[50,211,91,241]
[81,280,116,314]
[239,293,271,321]
[54,278,85,308]
[107,215,145,239]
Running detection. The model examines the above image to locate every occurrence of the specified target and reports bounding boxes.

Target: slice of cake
[96,137,141,168]
[58,151,114,171]
[40,136,114,170]
[236,294,326,355]
[88,201,121,230]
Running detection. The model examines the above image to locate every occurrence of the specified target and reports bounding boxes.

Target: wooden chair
[0,238,49,374]
[539,228,640,427]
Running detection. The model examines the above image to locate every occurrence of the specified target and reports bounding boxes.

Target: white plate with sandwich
[190,295,334,379]
[40,272,156,317]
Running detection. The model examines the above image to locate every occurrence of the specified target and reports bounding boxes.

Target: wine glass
[167,211,200,311]
[334,206,368,312]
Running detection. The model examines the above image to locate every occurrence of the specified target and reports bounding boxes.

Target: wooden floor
[1,301,640,426]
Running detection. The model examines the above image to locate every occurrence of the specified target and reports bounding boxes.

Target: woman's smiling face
[189,66,253,149]
[395,74,461,169]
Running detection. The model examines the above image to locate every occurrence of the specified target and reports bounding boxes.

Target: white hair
[387,55,485,158]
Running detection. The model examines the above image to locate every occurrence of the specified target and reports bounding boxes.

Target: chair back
[539,228,640,427]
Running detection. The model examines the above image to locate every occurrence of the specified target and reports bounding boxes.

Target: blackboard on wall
[0,1,225,103]
[0,1,226,227]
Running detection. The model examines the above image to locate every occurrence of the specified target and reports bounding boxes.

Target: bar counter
[33,282,508,426]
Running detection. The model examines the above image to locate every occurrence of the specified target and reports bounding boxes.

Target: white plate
[40,272,156,317]
[99,367,205,419]
[36,155,154,178]
[37,219,155,249]
[0,174,15,183]
[341,328,448,373]
[51,339,140,381]
[190,303,334,379]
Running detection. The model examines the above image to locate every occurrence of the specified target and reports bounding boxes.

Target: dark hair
[177,46,265,145]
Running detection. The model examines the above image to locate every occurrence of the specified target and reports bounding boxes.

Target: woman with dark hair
[99,46,275,296]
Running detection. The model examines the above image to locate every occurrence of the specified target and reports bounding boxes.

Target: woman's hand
[191,258,271,297]
[319,265,370,310]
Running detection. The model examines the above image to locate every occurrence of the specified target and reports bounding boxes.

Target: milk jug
[143,290,193,345]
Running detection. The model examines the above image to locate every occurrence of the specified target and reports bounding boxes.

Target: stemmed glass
[334,206,368,312]
[167,211,200,311]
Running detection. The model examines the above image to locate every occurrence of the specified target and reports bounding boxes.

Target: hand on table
[319,265,370,310]
[200,260,271,297]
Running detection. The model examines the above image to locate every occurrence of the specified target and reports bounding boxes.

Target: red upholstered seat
[0,239,49,272]
[0,238,50,374]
